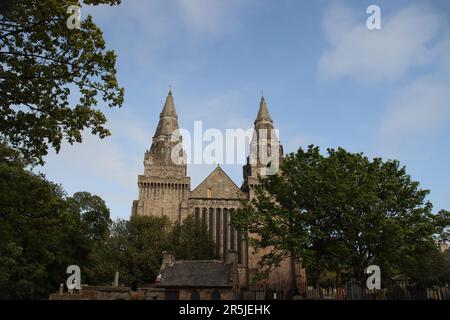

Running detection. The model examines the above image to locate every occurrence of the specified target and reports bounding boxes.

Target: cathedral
[131,91,304,296]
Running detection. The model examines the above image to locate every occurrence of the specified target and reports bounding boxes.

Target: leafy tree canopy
[0,0,124,164]
[100,215,218,287]
[170,214,218,261]
[0,143,109,299]
[233,145,450,287]
[0,144,218,298]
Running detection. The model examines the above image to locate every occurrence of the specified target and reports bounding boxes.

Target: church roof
[190,166,244,200]
[157,260,234,288]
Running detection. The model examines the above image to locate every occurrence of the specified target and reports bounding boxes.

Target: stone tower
[242,96,283,200]
[131,91,191,221]
[242,97,304,292]
[131,92,305,296]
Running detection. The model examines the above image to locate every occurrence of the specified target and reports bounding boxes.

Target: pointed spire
[255,95,273,123]
[251,95,276,148]
[247,95,282,178]
[160,89,178,119]
[153,90,180,139]
[146,91,184,165]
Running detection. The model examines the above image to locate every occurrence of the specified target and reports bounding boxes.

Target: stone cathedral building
[131,91,304,297]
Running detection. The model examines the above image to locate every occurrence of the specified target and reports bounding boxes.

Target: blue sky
[38,0,450,219]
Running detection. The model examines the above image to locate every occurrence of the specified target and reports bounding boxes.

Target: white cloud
[87,0,251,39]
[84,0,255,79]
[380,75,450,140]
[176,0,246,37]
[319,4,450,150]
[318,4,448,82]
[435,34,450,74]
[35,110,150,219]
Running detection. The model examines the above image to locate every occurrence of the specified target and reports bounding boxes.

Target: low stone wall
[49,286,134,300]
[49,286,239,300]
[49,286,176,300]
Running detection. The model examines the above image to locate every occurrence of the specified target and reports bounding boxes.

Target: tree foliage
[0,144,217,299]
[0,143,109,299]
[233,146,450,287]
[68,191,111,241]
[106,215,173,286]
[0,0,124,164]
[66,191,112,286]
[98,215,218,287]
[170,215,218,260]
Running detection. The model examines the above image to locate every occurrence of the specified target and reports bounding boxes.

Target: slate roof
[157,260,234,288]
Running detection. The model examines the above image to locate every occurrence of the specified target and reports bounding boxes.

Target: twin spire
[149,90,279,167]
[153,90,273,139]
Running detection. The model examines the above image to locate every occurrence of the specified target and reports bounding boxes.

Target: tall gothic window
[216,208,221,256]
[209,208,214,240]
[223,209,228,255]
[202,208,207,229]
[230,223,235,251]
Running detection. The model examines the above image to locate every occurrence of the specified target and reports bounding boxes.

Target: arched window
[190,290,200,300]
[211,289,221,300]
[207,188,212,198]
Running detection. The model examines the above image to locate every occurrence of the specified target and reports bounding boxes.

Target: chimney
[225,250,238,266]
[439,241,449,253]
[162,251,175,265]
[156,251,175,284]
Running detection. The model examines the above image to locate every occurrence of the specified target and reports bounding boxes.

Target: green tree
[66,191,112,285]
[108,216,173,286]
[99,214,218,287]
[68,191,111,241]
[0,143,81,298]
[170,215,218,260]
[233,145,450,287]
[397,241,450,286]
[0,0,124,164]
[82,218,128,286]
[0,143,115,298]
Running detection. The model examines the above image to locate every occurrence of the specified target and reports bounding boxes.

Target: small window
[190,290,200,300]
[211,289,221,300]
[207,188,212,198]
[165,290,180,300]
